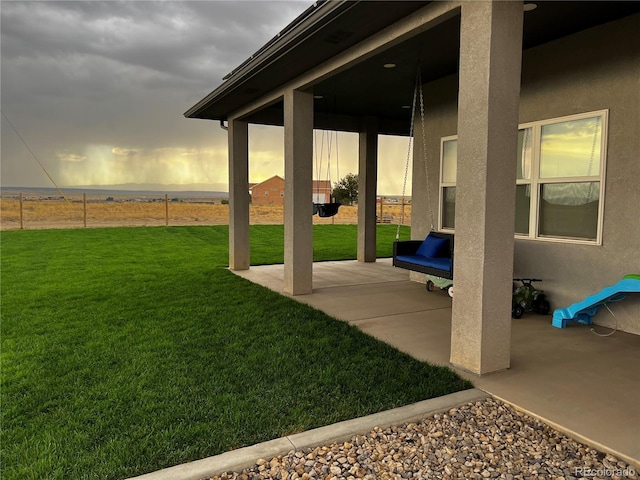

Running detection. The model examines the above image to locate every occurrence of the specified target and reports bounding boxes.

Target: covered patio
[233,259,640,467]
[187,1,640,378]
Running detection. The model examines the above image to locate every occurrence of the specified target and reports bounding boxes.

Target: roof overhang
[185,1,640,136]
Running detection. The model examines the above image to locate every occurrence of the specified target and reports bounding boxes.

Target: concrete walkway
[233,258,640,466]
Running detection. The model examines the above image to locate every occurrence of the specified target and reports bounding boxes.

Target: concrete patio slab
[232,259,640,466]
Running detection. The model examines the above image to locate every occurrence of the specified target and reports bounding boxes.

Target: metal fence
[1,193,410,230]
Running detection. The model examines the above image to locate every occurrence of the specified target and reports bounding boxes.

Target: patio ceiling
[185,1,640,136]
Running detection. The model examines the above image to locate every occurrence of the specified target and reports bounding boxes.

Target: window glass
[538,182,599,240]
[515,185,531,235]
[439,111,604,243]
[517,128,533,180]
[442,187,456,229]
[540,117,601,178]
[442,140,457,183]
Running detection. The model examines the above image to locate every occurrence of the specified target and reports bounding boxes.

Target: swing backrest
[317,203,341,217]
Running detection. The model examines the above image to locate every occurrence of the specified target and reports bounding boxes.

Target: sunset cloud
[111,148,141,158]
[57,153,87,163]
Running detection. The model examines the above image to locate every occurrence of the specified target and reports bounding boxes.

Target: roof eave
[184,0,354,120]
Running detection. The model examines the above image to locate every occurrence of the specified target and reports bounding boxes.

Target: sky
[1,1,411,194]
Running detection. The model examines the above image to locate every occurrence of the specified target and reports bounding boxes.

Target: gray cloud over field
[1,1,409,193]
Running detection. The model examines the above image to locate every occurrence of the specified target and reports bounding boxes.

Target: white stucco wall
[411,14,640,334]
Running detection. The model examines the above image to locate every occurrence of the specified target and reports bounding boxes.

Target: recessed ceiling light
[383,63,396,69]
[523,3,537,12]
[314,95,324,99]
[401,105,411,109]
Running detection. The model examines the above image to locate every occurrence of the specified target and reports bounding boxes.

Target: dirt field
[0,197,411,230]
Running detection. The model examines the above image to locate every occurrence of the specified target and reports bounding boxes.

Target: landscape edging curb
[126,388,488,480]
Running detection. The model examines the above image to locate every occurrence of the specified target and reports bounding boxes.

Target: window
[438,110,607,243]
[440,139,457,230]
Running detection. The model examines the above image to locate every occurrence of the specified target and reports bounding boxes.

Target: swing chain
[396,72,419,241]
[418,69,435,232]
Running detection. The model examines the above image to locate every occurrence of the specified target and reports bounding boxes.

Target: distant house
[251,176,284,205]
[251,176,332,205]
[312,180,332,204]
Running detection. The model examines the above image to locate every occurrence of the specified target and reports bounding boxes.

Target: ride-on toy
[512,278,550,319]
[426,275,454,298]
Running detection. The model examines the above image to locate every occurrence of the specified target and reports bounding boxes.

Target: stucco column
[228,118,250,271]
[358,117,378,262]
[284,89,314,295]
[450,1,523,375]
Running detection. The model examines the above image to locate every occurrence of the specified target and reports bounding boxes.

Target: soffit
[185,1,429,120]
[186,1,640,136]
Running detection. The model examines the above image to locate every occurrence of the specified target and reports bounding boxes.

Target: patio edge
[126,388,488,480]
[492,394,640,470]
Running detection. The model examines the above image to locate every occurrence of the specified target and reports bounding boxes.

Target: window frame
[438,135,458,231]
[438,109,608,245]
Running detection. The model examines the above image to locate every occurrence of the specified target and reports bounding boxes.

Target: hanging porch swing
[314,201,341,217]
[392,64,455,296]
[312,128,341,218]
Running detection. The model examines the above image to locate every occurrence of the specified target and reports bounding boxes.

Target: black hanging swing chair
[314,200,341,217]
[312,127,341,218]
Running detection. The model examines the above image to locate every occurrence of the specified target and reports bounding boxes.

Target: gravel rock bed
[206,398,637,480]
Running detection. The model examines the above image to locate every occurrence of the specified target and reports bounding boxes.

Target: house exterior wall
[251,176,332,205]
[412,14,640,334]
[252,176,285,205]
[312,181,332,204]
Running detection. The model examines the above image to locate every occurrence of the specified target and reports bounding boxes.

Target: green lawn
[1,225,471,480]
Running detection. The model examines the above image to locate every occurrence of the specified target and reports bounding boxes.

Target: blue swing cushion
[416,235,449,259]
[393,232,454,278]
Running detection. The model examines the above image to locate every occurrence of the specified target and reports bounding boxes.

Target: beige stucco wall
[412,14,640,334]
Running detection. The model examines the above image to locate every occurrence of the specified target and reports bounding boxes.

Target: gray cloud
[2,1,306,91]
[1,0,309,187]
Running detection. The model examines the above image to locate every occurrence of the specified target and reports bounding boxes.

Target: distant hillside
[70,183,229,193]
[1,185,228,199]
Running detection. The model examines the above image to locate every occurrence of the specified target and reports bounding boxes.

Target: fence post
[83,193,87,228]
[20,192,24,230]
[165,194,169,226]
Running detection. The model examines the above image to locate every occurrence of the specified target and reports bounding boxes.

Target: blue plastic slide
[552,274,640,328]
